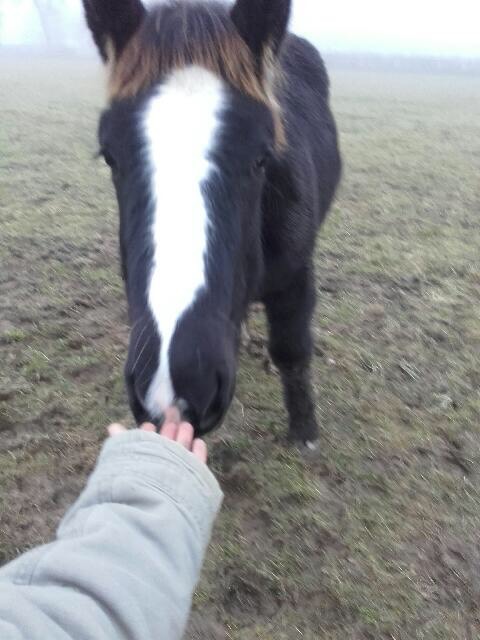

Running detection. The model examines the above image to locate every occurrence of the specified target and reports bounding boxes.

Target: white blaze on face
[143,66,224,418]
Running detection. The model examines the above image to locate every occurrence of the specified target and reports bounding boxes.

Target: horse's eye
[100,149,117,170]
[254,152,269,173]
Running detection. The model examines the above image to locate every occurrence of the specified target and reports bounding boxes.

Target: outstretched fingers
[107,411,208,465]
[192,438,208,464]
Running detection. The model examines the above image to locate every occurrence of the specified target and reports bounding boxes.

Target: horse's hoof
[295,439,321,459]
[287,432,320,456]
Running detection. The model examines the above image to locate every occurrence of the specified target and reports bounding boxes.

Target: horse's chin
[138,399,224,437]
[194,415,225,438]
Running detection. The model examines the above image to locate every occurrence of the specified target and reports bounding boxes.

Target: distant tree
[33,0,64,47]
[0,5,4,44]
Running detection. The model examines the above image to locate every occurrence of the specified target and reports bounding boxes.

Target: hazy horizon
[0,0,479,59]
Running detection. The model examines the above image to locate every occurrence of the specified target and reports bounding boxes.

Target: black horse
[82,0,341,445]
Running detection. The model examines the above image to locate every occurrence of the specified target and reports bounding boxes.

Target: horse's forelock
[108,2,284,145]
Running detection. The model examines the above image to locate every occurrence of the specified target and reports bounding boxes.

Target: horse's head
[83,0,292,433]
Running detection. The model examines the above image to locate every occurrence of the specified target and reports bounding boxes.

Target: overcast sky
[1,0,479,57]
[292,0,480,57]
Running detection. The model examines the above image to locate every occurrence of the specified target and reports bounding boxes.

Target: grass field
[1,57,479,639]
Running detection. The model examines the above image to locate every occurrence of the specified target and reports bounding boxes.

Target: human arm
[0,424,222,640]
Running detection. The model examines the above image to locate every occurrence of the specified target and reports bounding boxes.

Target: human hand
[107,407,208,464]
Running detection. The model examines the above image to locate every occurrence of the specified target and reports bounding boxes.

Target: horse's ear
[231,0,291,62]
[82,0,146,62]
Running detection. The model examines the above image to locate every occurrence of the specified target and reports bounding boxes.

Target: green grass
[0,58,479,639]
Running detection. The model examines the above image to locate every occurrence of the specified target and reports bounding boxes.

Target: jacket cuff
[93,430,223,537]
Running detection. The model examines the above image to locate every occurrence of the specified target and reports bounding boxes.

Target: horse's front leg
[263,265,319,446]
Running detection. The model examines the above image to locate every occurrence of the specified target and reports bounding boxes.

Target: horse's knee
[265,267,316,369]
[268,323,314,372]
[269,332,313,371]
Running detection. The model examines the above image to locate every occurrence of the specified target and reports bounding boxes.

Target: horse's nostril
[126,370,150,426]
[212,372,224,414]
[195,373,226,434]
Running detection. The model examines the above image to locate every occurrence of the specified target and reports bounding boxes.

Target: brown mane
[109,1,284,145]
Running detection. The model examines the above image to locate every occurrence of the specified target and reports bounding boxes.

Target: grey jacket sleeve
[0,430,223,640]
